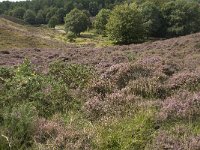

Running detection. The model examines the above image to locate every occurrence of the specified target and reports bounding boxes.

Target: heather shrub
[134,56,164,70]
[159,91,200,121]
[166,70,200,91]
[33,118,92,150]
[88,78,113,97]
[128,77,168,99]
[83,96,105,120]
[49,61,94,89]
[103,63,152,89]
[117,65,152,89]
[83,90,141,120]
[148,125,200,150]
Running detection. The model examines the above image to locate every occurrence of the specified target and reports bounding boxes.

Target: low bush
[33,118,92,149]
[49,61,94,89]
[93,109,156,150]
[128,77,168,99]
[166,70,200,91]
[148,125,200,150]
[159,91,200,121]
[0,103,37,149]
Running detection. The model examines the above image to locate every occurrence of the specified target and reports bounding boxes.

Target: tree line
[0,0,124,24]
[65,0,200,44]
[1,0,200,44]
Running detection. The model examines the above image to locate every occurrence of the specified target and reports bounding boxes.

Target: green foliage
[48,15,58,28]
[89,1,99,16]
[45,7,57,23]
[129,77,168,99]
[140,1,165,37]
[65,8,91,35]
[0,103,37,149]
[49,61,94,89]
[35,10,45,24]
[94,109,156,150]
[0,8,3,14]
[55,8,66,23]
[162,0,200,37]
[94,9,111,34]
[0,60,79,118]
[12,7,25,19]
[66,31,76,42]
[23,9,36,25]
[106,3,146,44]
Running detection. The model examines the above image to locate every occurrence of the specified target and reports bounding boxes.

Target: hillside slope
[1,17,200,74]
[1,17,200,149]
[0,17,74,50]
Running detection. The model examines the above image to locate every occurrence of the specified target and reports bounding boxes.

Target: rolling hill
[1,17,200,149]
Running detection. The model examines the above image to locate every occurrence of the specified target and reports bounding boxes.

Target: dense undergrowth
[1,56,200,150]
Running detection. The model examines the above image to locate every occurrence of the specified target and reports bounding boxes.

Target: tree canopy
[94,9,111,34]
[65,8,91,35]
[106,4,146,44]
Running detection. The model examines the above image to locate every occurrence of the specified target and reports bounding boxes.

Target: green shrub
[0,60,80,118]
[49,61,94,89]
[12,7,26,19]
[48,15,58,28]
[0,103,37,149]
[66,31,76,42]
[94,109,156,150]
[106,3,146,44]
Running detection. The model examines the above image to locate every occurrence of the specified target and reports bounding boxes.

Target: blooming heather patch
[83,90,141,120]
[83,96,105,120]
[166,70,200,91]
[101,63,152,89]
[34,118,92,149]
[148,125,200,150]
[159,91,200,121]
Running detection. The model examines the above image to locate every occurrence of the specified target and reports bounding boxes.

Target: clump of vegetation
[128,77,168,99]
[12,7,25,19]
[106,3,146,44]
[94,9,111,35]
[48,16,58,28]
[93,109,156,150]
[65,8,91,36]
[140,1,165,37]
[162,0,200,37]
[23,9,36,25]
[49,61,94,89]
[66,31,76,42]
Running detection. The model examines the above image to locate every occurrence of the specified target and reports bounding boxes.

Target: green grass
[93,109,156,150]
[55,25,114,47]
